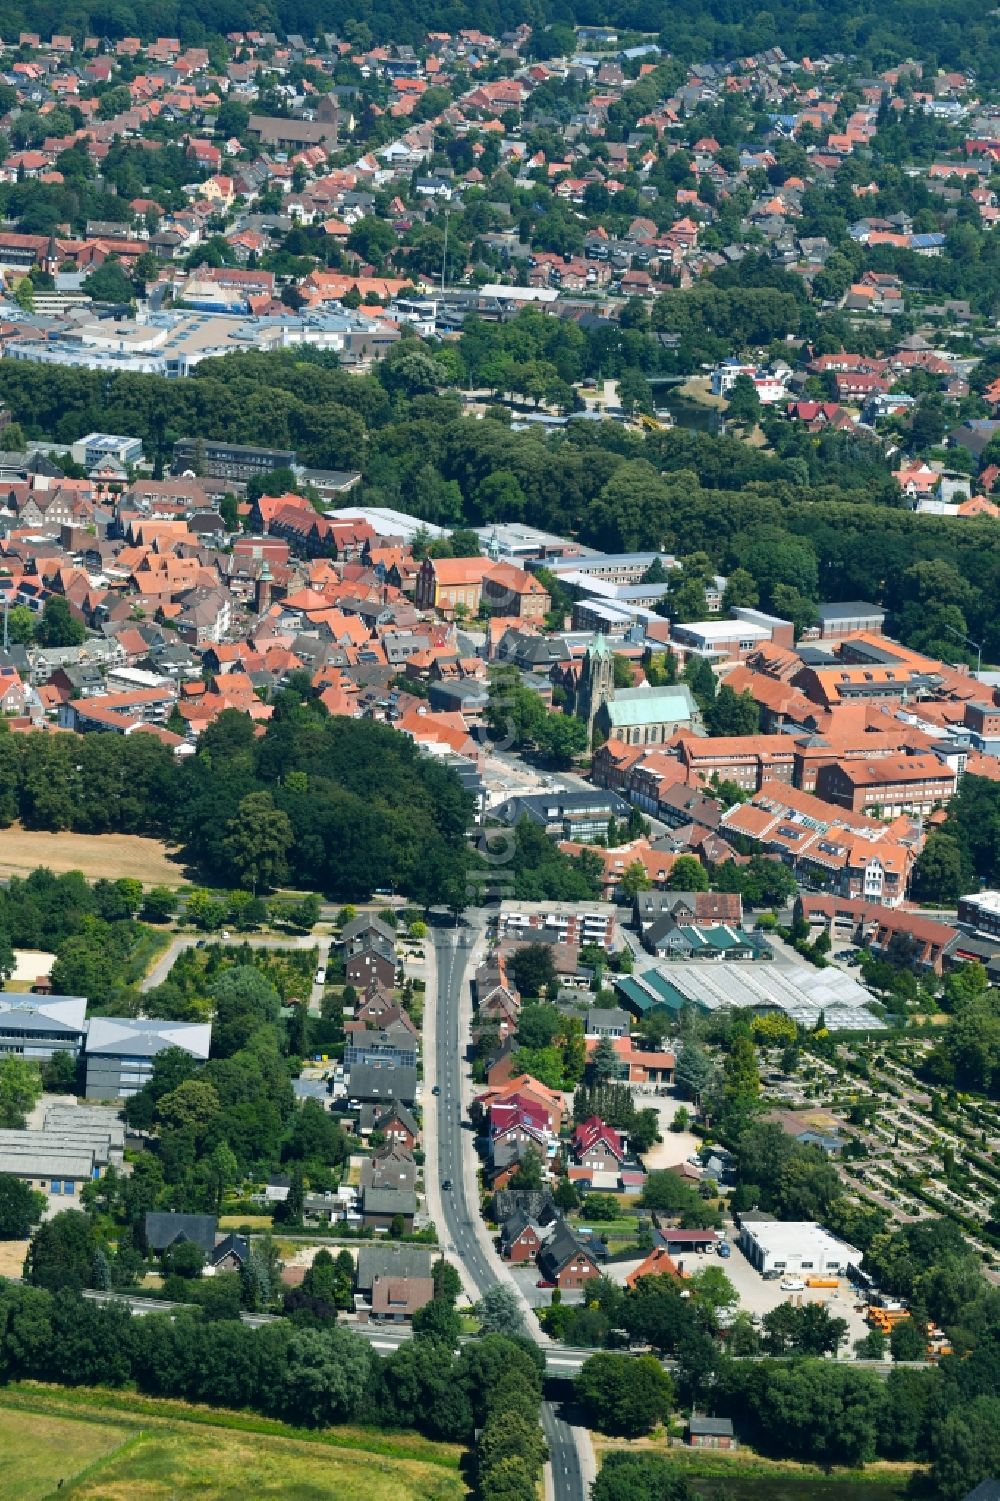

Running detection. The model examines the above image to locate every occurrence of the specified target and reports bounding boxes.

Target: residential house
[475,954,521,1037]
[346,949,396,989]
[499,1208,548,1262]
[626,1245,685,1288]
[143,1211,218,1258]
[536,1221,602,1289]
[369,1273,434,1320]
[495,901,617,951]
[347,1061,417,1106]
[356,1244,432,1298]
[370,1101,419,1151]
[360,1185,416,1232]
[584,1006,629,1038]
[571,1116,627,1173]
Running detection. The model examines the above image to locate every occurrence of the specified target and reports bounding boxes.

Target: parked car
[780,1277,805,1291]
[536,1279,556,1289]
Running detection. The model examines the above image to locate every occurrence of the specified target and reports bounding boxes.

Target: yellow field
[0,1239,28,1277]
[0,827,186,886]
[0,1388,468,1501]
[0,1404,130,1500]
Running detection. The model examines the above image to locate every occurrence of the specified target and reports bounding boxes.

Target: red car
[536,1279,556,1289]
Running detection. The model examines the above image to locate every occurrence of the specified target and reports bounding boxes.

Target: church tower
[255,559,273,616]
[578,632,614,745]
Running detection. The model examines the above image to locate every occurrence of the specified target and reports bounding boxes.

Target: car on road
[442,1179,453,1190]
[432,1085,440,1095]
[780,1277,805,1291]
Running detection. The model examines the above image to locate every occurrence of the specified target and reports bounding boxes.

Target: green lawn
[0,1402,130,1500]
[573,1216,641,1240]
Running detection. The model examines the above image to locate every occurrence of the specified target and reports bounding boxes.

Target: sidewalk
[421,936,479,1306]
[455,928,552,1341]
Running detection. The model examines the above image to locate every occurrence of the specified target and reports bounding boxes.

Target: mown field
[0,1386,468,1500]
[0,826,185,885]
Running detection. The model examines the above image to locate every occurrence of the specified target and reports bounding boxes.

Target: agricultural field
[0,1388,468,1501]
[0,827,184,885]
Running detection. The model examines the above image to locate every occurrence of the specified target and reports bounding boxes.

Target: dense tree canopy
[0,708,472,905]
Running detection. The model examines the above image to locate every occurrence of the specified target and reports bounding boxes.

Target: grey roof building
[348,1062,417,1105]
[144,1211,218,1257]
[44,1104,126,1147]
[85,1017,211,1100]
[585,1006,630,1038]
[0,994,87,1059]
[339,915,397,960]
[360,1150,416,1194]
[356,1244,431,1292]
[361,1186,417,1222]
[0,1127,120,1168]
[537,1221,599,1283]
[689,1415,735,1440]
[494,789,631,844]
[0,1147,95,1202]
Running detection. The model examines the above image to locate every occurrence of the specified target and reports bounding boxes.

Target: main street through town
[431,924,591,1501]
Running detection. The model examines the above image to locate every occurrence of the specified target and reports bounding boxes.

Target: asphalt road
[432,928,588,1501]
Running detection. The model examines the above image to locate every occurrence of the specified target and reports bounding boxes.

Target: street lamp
[942,625,982,677]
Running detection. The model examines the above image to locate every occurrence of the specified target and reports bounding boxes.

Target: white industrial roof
[673,619,772,643]
[326,505,446,541]
[741,1219,861,1264]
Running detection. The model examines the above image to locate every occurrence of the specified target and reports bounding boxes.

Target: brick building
[814,754,956,817]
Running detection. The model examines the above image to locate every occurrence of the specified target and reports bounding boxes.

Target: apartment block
[494,900,618,951]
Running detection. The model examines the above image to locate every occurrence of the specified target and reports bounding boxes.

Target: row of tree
[0,1273,547,1484]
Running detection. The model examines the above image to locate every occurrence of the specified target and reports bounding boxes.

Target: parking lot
[650,1233,871,1347]
[515,1226,872,1349]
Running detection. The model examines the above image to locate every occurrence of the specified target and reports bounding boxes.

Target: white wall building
[710,358,789,404]
[739,1218,861,1277]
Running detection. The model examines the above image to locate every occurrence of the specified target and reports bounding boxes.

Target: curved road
[432,928,589,1501]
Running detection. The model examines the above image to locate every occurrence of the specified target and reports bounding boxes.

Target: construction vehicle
[926,1323,953,1361]
[867,1305,910,1332]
